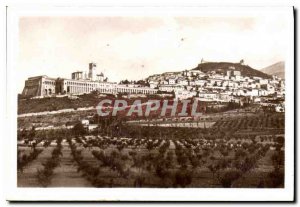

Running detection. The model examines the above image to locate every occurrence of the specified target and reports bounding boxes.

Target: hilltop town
[20,60,285,115]
[22,60,284,97]
[144,60,285,104]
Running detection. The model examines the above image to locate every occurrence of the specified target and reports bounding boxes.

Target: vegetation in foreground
[17,113,284,188]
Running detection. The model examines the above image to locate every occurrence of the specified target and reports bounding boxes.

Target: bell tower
[88,62,97,81]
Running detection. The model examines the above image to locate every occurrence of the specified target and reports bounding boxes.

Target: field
[17,112,284,188]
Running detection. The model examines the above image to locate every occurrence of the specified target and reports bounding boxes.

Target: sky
[17,15,289,93]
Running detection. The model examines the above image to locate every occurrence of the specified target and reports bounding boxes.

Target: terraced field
[17,131,284,188]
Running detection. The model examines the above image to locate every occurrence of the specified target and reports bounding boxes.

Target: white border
[5,5,294,201]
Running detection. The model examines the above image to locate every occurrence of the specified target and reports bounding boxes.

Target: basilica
[22,62,157,97]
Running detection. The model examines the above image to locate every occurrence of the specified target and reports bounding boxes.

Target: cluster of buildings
[147,65,285,102]
[22,61,285,104]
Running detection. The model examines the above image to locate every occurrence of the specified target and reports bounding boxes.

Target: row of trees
[213,114,285,130]
[37,138,63,187]
[17,148,43,173]
[17,121,285,188]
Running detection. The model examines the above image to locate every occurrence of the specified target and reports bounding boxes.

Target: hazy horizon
[17,16,289,93]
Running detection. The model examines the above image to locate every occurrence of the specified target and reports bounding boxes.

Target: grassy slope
[192,62,271,79]
[18,93,169,114]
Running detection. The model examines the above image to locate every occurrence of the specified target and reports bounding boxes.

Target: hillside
[192,62,271,79]
[17,92,170,114]
[260,61,285,79]
[18,93,102,114]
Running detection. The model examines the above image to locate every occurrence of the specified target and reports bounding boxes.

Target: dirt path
[17,146,53,187]
[169,140,176,150]
[48,143,92,187]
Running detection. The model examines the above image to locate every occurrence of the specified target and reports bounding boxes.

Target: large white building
[22,62,157,97]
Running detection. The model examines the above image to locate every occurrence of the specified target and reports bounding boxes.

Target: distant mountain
[260,61,285,79]
[192,62,271,79]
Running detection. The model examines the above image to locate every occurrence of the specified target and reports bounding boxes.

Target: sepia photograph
[4,5,294,201]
